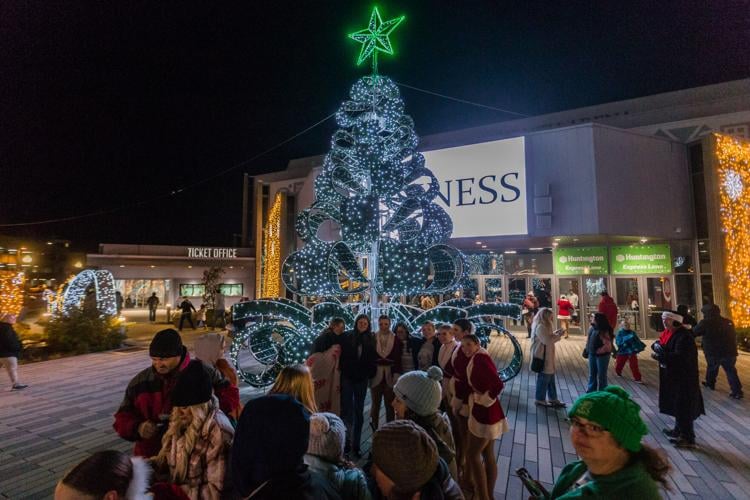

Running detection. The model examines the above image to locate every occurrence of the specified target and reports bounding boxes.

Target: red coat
[450,347,471,416]
[113,351,240,457]
[466,350,509,439]
[557,299,574,317]
[598,295,618,330]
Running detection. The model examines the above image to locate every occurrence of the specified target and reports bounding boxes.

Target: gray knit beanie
[393,366,443,416]
[307,412,346,461]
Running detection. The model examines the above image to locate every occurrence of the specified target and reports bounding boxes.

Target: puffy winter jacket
[113,350,239,457]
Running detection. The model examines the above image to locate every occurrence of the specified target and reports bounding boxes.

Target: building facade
[86,244,255,309]
[249,78,750,338]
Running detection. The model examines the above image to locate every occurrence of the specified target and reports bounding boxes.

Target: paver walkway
[1,335,748,499]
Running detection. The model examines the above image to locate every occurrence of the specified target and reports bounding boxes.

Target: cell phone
[515,467,550,497]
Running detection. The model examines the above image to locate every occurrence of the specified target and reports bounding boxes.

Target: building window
[721,124,750,139]
[180,284,205,297]
[219,283,243,296]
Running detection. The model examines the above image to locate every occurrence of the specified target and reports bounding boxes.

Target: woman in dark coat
[652,310,704,448]
[339,314,377,457]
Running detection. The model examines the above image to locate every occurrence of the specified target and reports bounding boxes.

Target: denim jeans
[340,377,368,452]
[587,354,610,392]
[535,372,557,401]
[705,355,743,394]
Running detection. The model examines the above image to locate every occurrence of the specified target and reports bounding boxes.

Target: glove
[651,341,663,355]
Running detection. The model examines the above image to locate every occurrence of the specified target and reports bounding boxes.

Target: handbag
[531,344,546,373]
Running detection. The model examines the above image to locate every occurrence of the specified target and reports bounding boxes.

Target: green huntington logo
[611,245,671,275]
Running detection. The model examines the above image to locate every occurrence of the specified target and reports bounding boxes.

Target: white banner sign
[422,136,527,238]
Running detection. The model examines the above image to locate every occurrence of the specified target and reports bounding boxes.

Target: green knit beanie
[568,385,648,452]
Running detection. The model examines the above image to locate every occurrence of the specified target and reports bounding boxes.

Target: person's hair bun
[426,365,443,382]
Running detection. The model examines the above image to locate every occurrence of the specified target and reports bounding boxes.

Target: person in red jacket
[598,291,618,332]
[556,294,574,339]
[113,329,239,457]
[462,333,509,500]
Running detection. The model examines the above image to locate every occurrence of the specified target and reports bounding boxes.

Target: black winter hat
[149,328,184,358]
[230,394,311,497]
[172,360,212,407]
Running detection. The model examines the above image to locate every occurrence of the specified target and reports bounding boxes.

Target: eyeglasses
[567,417,606,437]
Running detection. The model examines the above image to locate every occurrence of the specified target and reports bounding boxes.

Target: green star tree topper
[348,7,405,74]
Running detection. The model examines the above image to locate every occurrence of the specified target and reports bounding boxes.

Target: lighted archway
[61,269,118,316]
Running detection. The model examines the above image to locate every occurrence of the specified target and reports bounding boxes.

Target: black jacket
[656,327,705,420]
[0,322,21,358]
[179,300,196,314]
[339,330,377,382]
[693,306,737,358]
[313,328,346,354]
[411,336,441,369]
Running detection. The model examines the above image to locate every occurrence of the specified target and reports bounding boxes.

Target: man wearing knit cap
[371,420,463,499]
[113,328,240,457]
[392,366,458,480]
[539,386,669,499]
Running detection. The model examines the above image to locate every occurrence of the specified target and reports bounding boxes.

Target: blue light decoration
[60,269,118,317]
[230,8,523,387]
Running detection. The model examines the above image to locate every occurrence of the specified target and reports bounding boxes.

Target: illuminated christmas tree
[282,8,464,303]
[231,8,522,387]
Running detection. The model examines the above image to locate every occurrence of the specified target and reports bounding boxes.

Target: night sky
[1,1,748,251]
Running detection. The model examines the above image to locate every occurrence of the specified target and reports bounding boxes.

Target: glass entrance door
[582,276,609,326]
[614,277,642,336]
[556,277,582,335]
[645,276,674,337]
[506,276,553,332]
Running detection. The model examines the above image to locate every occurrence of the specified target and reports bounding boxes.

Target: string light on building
[261,192,283,298]
[0,271,25,316]
[715,133,750,327]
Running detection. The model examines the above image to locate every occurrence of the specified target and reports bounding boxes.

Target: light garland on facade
[715,133,750,327]
[0,271,25,316]
[261,192,283,298]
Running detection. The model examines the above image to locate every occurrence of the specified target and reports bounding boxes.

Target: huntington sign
[610,244,671,275]
[553,247,609,275]
[187,247,238,259]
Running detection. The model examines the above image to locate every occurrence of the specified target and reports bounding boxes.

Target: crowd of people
[44,296,745,499]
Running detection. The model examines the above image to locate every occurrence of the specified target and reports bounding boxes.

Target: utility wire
[2,82,529,227]
[0,113,336,227]
[394,81,530,118]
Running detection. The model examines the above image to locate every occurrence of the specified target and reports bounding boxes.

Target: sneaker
[662,428,679,438]
[616,372,623,377]
[548,400,567,408]
[535,400,551,407]
[11,384,28,391]
[702,381,715,390]
[635,380,644,384]
[730,392,744,400]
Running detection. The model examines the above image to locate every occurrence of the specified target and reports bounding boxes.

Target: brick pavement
[1,335,748,499]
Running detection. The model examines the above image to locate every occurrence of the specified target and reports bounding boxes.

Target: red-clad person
[113,329,239,457]
[448,318,473,481]
[598,291,619,335]
[462,333,509,500]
